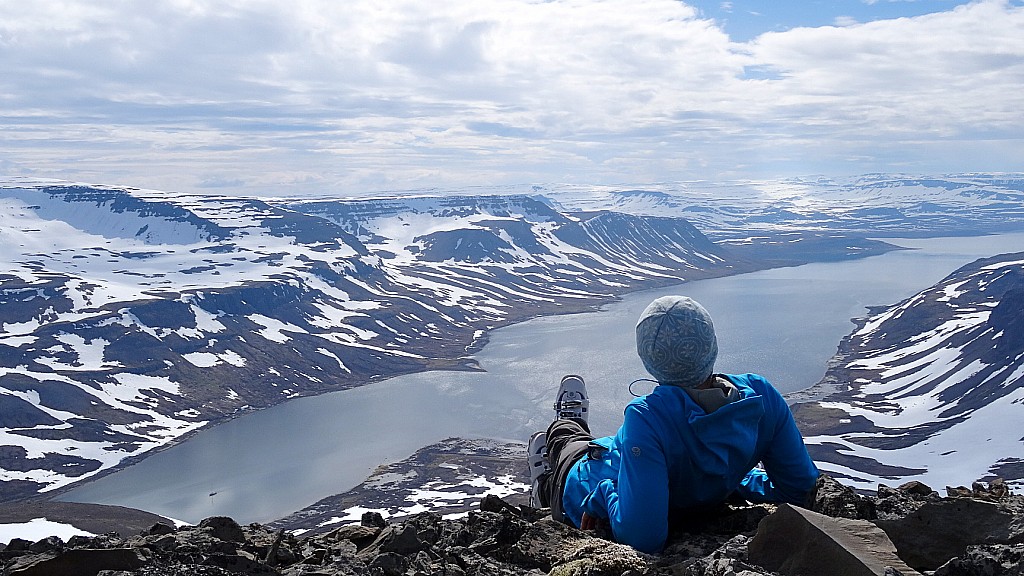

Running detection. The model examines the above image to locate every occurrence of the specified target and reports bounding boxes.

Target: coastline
[47,236,901,520]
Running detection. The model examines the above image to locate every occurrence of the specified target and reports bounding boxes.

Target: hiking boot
[554,375,589,422]
[527,431,549,508]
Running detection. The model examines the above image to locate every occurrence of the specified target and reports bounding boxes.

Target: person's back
[528,295,819,554]
[562,372,818,552]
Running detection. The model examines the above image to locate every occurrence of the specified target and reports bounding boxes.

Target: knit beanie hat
[635,295,718,387]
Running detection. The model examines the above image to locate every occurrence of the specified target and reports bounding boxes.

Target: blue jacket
[561,373,819,553]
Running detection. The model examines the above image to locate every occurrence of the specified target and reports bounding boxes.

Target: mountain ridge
[2,173,1023,508]
[792,250,1024,490]
[1,180,809,501]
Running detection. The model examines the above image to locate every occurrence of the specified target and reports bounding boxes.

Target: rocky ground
[2,474,1022,575]
[269,439,531,537]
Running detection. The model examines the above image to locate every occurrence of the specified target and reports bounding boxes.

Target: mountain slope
[792,251,1024,490]
[0,181,747,500]
[3,174,1022,502]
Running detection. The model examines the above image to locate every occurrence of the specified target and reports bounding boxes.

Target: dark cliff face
[38,186,232,242]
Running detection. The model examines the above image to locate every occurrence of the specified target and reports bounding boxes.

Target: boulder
[357,523,431,557]
[4,548,147,576]
[548,538,649,576]
[324,523,381,549]
[811,474,877,520]
[361,510,387,529]
[875,495,1024,571]
[204,551,278,574]
[198,515,246,543]
[933,543,1024,576]
[27,535,63,554]
[499,517,587,572]
[875,482,937,520]
[748,504,921,576]
[146,521,176,536]
[897,481,940,499]
[367,551,409,576]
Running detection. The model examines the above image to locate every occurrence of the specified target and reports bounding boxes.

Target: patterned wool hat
[635,295,718,387]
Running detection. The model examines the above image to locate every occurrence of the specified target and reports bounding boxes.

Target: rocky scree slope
[1,474,1022,576]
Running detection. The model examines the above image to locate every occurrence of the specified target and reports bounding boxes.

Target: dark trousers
[538,418,594,524]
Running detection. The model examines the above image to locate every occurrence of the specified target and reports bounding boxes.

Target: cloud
[0,0,1021,196]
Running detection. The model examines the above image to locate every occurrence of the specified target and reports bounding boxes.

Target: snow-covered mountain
[2,173,1023,502]
[792,251,1024,490]
[0,180,750,500]
[535,173,1024,239]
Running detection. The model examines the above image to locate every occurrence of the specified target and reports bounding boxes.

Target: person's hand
[580,512,599,531]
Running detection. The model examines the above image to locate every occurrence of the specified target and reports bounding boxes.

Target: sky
[1,0,1022,197]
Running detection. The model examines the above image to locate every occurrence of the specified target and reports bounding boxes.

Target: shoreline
[43,236,900,513]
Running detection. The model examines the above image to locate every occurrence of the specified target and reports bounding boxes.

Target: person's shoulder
[624,386,683,418]
[722,373,781,396]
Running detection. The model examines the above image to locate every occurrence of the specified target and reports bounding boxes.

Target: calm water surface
[60,232,1024,523]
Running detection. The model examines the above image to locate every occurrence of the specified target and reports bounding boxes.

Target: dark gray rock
[323,524,381,550]
[897,481,941,499]
[680,557,775,576]
[934,543,1024,576]
[199,515,246,543]
[547,538,649,576]
[204,551,279,574]
[4,538,31,552]
[748,503,921,576]
[4,478,1019,576]
[27,535,63,554]
[875,482,937,520]
[367,551,408,576]
[360,511,386,529]
[5,548,147,576]
[146,522,176,536]
[497,517,585,572]
[875,496,1024,571]
[358,523,430,558]
[811,474,877,520]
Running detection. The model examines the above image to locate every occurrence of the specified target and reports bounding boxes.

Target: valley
[2,174,1023,512]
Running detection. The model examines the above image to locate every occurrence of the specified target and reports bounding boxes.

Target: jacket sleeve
[736,379,818,504]
[581,404,669,554]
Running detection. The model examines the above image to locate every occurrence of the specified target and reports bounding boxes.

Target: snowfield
[798,251,1024,491]
[2,173,1024,500]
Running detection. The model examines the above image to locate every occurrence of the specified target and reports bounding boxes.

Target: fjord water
[60,232,1024,523]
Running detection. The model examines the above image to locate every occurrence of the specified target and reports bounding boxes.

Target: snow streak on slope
[286,194,728,315]
[2,174,1022,500]
[795,252,1024,491]
[0,180,733,499]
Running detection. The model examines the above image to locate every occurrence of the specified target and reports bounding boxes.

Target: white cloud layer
[1,0,1022,195]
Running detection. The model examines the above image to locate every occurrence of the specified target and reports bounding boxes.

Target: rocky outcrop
[2,476,1021,576]
[748,504,920,576]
